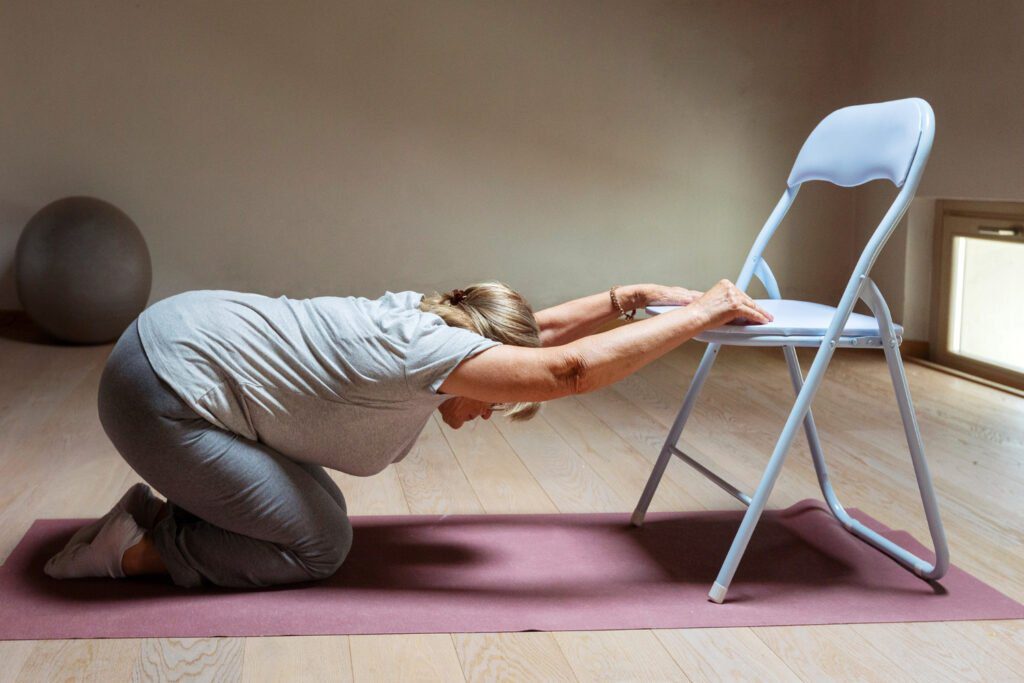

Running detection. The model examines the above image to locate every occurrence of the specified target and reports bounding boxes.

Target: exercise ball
[15,196,151,344]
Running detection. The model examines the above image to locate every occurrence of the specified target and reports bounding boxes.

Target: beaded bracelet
[609,285,636,321]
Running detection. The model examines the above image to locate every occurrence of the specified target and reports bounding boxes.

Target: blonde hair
[420,282,541,421]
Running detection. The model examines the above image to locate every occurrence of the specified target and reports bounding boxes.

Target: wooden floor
[1,323,1021,682]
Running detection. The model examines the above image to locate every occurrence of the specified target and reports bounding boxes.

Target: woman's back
[137,289,499,475]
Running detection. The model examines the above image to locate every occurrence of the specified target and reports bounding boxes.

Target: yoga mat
[1,500,1021,640]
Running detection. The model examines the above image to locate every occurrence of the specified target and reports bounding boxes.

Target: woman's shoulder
[305,290,422,312]
[360,290,425,314]
[327,290,491,346]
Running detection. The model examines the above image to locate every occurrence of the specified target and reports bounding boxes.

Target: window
[932,200,1024,390]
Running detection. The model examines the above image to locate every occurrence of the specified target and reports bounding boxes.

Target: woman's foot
[65,483,165,549]
[44,511,144,579]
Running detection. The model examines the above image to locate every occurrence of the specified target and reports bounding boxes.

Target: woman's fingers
[739,303,771,324]
[725,305,768,326]
[728,286,772,323]
[650,285,703,306]
[740,295,773,322]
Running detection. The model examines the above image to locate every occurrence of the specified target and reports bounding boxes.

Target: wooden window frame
[930,199,1024,391]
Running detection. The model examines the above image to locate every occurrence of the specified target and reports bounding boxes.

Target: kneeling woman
[45,280,769,588]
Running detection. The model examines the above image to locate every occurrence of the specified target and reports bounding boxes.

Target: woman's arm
[441,280,771,403]
[534,283,702,346]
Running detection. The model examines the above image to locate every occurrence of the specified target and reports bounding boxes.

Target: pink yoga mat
[1,500,1021,640]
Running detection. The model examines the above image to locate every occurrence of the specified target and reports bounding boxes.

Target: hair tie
[450,288,467,306]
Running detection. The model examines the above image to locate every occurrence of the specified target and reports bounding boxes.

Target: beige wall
[0,1,859,312]
[854,0,1024,339]
[5,1,1015,325]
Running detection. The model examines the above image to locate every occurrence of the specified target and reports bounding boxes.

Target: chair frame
[631,100,950,604]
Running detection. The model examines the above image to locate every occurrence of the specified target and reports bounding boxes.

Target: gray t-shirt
[137,290,500,476]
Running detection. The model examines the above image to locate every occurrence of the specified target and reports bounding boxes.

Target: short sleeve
[403,315,502,396]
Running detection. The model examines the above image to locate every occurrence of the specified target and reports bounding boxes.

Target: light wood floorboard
[349,634,465,682]
[241,636,352,682]
[453,632,577,683]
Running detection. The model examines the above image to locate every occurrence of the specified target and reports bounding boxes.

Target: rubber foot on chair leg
[708,581,728,604]
[629,509,646,527]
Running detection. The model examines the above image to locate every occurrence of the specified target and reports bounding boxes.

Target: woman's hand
[643,284,704,307]
[691,279,773,329]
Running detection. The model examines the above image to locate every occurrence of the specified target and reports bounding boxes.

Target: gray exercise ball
[15,196,152,344]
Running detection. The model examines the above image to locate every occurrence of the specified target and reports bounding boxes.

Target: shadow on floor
[0,310,73,346]
[17,503,946,604]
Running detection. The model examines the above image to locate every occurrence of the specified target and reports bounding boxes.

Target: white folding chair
[631,98,950,604]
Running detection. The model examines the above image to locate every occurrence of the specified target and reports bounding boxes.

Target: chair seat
[646,299,901,346]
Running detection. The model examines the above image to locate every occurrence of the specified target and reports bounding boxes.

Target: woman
[44,279,769,588]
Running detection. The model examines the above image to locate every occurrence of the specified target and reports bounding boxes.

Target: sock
[44,511,144,580]
[65,483,164,548]
[120,483,164,529]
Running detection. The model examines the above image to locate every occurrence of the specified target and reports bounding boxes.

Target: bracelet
[610,285,636,321]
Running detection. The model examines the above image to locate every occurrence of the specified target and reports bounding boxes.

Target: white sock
[65,483,163,548]
[44,511,145,580]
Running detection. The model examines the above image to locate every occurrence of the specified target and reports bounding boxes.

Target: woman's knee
[298,463,348,514]
[295,510,353,581]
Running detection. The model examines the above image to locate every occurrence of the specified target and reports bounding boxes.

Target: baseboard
[900,339,929,359]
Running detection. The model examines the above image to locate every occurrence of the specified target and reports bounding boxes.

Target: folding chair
[631,98,950,604]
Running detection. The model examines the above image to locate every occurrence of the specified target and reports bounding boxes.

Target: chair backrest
[737,98,934,297]
[787,98,930,188]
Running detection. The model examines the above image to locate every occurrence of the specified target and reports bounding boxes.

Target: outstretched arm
[534,284,702,347]
[441,280,772,403]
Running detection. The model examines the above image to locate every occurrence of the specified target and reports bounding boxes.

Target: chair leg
[778,286,950,581]
[854,279,950,578]
[631,344,720,527]
[874,341,950,578]
[782,345,848,517]
[708,339,839,603]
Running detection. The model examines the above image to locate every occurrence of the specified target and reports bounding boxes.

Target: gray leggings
[97,320,353,588]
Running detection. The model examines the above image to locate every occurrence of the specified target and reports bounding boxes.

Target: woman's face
[438,396,494,429]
